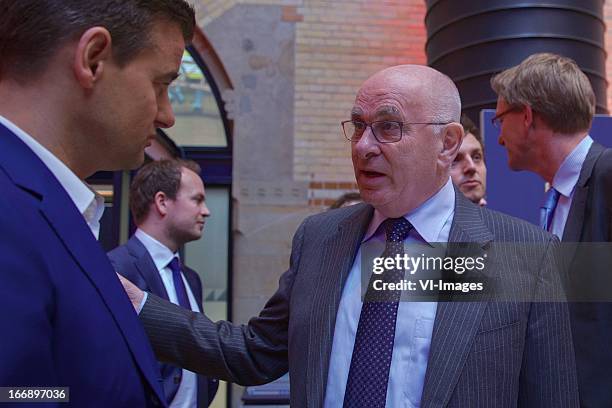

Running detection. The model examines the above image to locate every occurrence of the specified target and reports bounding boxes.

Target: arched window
[166,47,229,148]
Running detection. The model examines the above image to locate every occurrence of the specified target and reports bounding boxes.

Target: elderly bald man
[121,65,578,407]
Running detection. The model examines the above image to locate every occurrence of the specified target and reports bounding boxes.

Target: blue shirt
[324,179,455,408]
[550,135,593,238]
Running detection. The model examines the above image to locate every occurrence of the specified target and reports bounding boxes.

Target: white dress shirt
[0,115,105,239]
[549,135,593,238]
[134,229,199,408]
[324,178,455,408]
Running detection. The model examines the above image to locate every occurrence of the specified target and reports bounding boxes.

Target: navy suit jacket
[108,236,218,407]
[0,124,166,407]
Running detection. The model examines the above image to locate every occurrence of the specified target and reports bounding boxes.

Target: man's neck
[0,80,93,179]
[534,132,588,183]
[138,224,179,253]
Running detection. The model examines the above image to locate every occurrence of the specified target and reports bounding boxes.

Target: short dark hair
[460,114,483,151]
[130,159,201,225]
[0,0,195,82]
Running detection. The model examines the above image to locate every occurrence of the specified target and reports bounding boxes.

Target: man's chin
[360,189,396,212]
[507,156,523,171]
[463,191,484,205]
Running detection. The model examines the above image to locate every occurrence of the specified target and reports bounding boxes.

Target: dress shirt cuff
[137,291,149,315]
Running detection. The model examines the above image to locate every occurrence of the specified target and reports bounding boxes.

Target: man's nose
[353,127,380,159]
[201,203,210,217]
[155,94,176,129]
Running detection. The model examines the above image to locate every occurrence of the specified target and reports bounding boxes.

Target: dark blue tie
[168,257,191,309]
[540,187,560,231]
[343,218,413,408]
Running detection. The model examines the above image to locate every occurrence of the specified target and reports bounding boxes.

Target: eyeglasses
[491,106,522,129]
[341,120,451,143]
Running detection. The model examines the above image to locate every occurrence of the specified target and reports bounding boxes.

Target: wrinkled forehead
[352,82,427,120]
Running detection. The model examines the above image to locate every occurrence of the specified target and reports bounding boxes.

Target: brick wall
[195,0,612,209]
[292,0,426,205]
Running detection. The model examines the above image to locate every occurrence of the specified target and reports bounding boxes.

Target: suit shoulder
[480,206,554,243]
[593,147,612,181]
[107,243,134,272]
[107,243,130,261]
[0,169,48,239]
[0,166,41,211]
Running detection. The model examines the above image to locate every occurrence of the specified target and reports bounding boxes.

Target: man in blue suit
[0,1,194,406]
[109,160,219,407]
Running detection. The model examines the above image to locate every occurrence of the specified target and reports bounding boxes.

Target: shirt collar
[363,178,455,244]
[552,135,593,197]
[0,115,104,230]
[135,228,179,271]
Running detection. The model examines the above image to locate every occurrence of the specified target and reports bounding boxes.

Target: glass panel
[184,185,229,320]
[183,186,229,408]
[166,50,227,147]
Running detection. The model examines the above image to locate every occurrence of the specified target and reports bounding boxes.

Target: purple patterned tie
[167,257,191,309]
[343,218,413,408]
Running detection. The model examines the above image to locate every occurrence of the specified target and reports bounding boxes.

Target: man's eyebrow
[470,147,484,154]
[351,108,363,119]
[375,106,401,118]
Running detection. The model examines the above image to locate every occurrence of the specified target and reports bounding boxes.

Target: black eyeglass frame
[341,120,452,143]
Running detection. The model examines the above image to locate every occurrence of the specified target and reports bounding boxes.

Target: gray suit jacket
[139,191,579,407]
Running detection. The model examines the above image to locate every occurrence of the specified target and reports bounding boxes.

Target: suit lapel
[127,236,171,301]
[0,126,165,403]
[560,142,605,272]
[421,191,492,407]
[182,267,203,312]
[306,204,373,407]
[562,142,605,243]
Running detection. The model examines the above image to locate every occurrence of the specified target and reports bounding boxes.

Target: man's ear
[73,27,112,89]
[153,191,170,217]
[439,122,464,167]
[523,104,535,129]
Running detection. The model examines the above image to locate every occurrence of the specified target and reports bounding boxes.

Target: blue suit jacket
[108,236,219,407]
[0,124,166,407]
